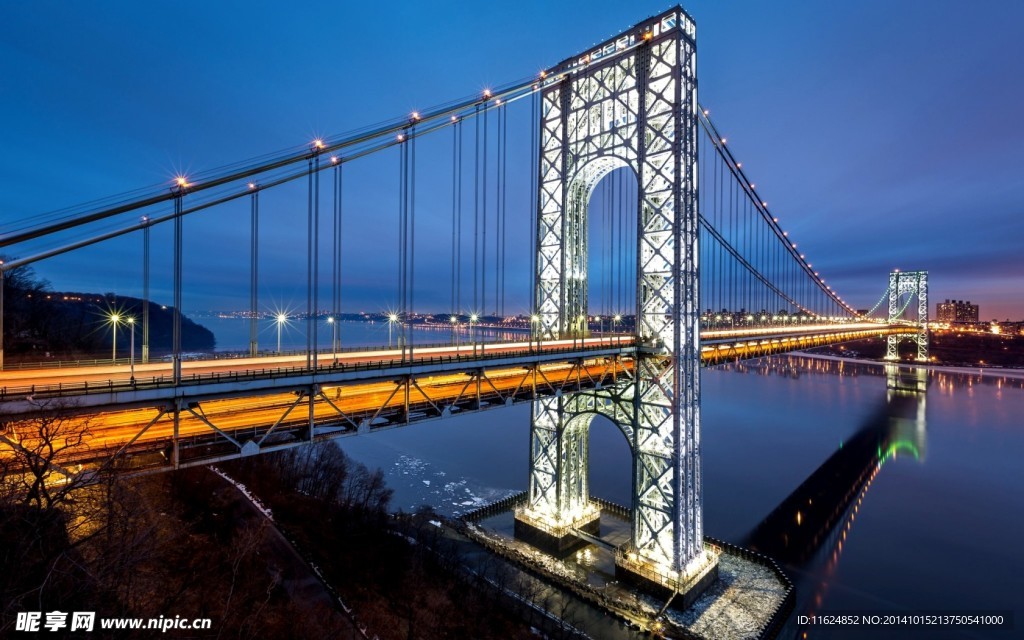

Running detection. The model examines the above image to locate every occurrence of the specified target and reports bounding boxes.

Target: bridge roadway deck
[0,323,914,474]
[0,323,910,405]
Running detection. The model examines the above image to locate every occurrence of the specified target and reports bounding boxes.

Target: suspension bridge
[0,6,928,600]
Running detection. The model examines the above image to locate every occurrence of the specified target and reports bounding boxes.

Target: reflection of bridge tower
[516,7,718,596]
[884,363,928,459]
[747,363,928,568]
[885,270,928,361]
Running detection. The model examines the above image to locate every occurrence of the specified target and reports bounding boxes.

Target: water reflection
[744,366,927,565]
[742,363,931,635]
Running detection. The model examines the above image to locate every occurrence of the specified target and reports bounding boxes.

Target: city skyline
[2,1,1023,318]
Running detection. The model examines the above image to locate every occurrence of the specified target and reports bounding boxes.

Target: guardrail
[1,336,555,371]
[0,342,635,402]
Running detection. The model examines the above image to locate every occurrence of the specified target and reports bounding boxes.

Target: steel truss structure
[884,270,928,361]
[0,351,635,478]
[524,7,709,580]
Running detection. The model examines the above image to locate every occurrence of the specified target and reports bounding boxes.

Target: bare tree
[0,401,93,510]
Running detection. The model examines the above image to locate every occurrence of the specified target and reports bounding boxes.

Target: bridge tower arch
[521,7,714,587]
[884,270,929,361]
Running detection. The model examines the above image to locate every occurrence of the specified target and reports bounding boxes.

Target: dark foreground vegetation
[1,259,214,363]
[221,446,539,639]
[0,406,540,639]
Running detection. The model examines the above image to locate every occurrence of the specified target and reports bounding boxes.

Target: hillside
[2,262,215,363]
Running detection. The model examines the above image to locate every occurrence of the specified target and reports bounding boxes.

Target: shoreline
[793,351,1024,381]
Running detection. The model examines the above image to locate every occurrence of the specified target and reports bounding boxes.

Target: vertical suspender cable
[608,178,613,320]
[398,133,407,352]
[500,103,508,317]
[451,123,458,319]
[715,142,722,313]
[482,103,489,317]
[457,120,463,316]
[622,171,627,317]
[313,150,320,367]
[172,190,182,385]
[529,87,538,316]
[250,187,259,356]
[603,176,608,319]
[335,161,343,352]
[306,154,314,368]
[142,216,150,363]
[333,164,342,344]
[491,104,499,315]
[600,177,606,319]
[731,171,737,316]
[409,125,416,358]
[474,106,480,317]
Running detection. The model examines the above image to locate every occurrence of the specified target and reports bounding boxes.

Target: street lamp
[613,314,621,345]
[450,315,458,345]
[276,313,287,354]
[126,317,136,382]
[530,314,540,351]
[327,316,337,363]
[108,313,121,362]
[388,313,399,348]
[470,314,478,355]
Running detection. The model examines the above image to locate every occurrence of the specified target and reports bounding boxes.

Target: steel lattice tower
[517,7,716,590]
[884,270,929,361]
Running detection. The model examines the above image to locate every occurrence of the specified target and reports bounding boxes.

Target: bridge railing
[0,341,635,403]
[0,334,545,371]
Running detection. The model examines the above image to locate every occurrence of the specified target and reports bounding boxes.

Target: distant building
[936,299,979,323]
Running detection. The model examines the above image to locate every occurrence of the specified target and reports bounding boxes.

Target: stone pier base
[615,546,720,610]
[513,504,601,557]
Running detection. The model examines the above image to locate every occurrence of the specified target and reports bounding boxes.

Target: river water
[206,317,1023,638]
[197,315,526,354]
[340,356,1023,639]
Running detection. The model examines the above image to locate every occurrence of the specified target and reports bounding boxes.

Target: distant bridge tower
[517,7,717,596]
[885,270,928,361]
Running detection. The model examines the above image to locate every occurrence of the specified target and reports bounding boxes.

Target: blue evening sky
[1,1,1022,319]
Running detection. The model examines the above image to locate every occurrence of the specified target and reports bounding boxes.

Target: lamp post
[109,313,121,362]
[126,317,136,383]
[327,316,338,364]
[530,314,540,352]
[613,314,621,346]
[388,313,398,348]
[276,313,287,354]
[470,314,478,355]
[450,315,458,346]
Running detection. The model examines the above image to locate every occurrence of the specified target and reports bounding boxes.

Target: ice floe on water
[378,454,516,516]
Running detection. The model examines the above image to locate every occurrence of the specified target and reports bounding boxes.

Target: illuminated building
[936,299,979,324]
